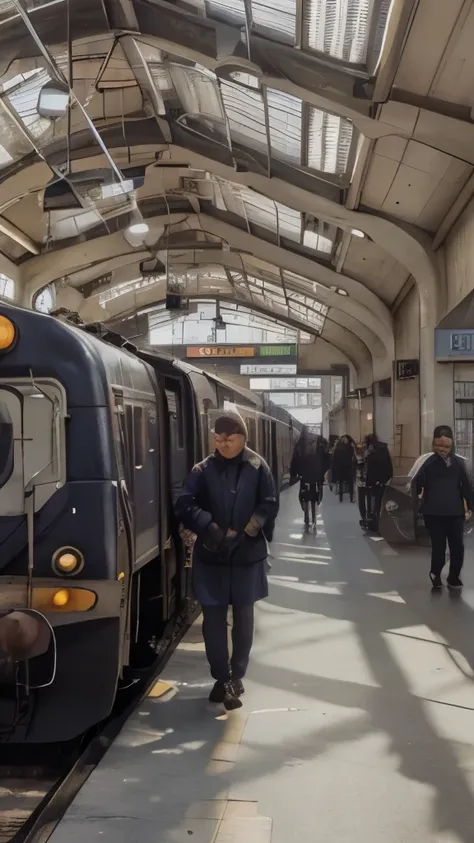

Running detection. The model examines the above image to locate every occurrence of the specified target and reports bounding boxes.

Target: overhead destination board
[240,364,298,375]
[260,345,296,357]
[187,346,255,358]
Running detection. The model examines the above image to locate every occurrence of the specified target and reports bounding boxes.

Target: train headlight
[52,589,70,607]
[33,587,96,613]
[0,315,16,351]
[52,547,83,576]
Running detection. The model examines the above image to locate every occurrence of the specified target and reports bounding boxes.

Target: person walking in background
[414,425,472,591]
[357,433,393,532]
[328,435,338,491]
[175,411,278,710]
[291,431,330,532]
[331,435,356,502]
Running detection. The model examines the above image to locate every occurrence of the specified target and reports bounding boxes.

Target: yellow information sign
[187,346,255,358]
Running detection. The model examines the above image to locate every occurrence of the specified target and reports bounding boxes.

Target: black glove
[203,522,224,552]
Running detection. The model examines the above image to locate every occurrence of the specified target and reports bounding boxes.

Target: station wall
[393,284,421,471]
[444,197,474,314]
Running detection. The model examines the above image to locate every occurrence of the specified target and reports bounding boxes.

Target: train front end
[0,307,123,743]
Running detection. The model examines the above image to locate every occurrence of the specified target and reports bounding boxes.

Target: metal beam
[165,146,439,326]
[106,288,373,383]
[21,212,393,359]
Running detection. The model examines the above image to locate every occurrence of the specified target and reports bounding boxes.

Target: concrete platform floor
[51,488,474,843]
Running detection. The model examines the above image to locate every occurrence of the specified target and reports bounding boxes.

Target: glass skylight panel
[275,203,301,242]
[220,80,267,150]
[288,290,329,315]
[5,68,52,139]
[251,0,297,42]
[283,270,317,293]
[303,229,333,253]
[205,0,246,24]
[307,108,354,175]
[49,209,103,241]
[148,64,174,96]
[288,299,325,332]
[0,143,13,168]
[170,65,223,121]
[101,179,135,200]
[0,274,14,300]
[304,0,376,64]
[98,276,160,304]
[238,188,276,231]
[0,0,16,21]
[267,89,302,163]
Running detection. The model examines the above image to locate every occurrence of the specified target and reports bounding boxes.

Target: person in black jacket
[357,434,393,532]
[290,432,330,531]
[414,425,472,590]
[175,411,278,710]
[331,435,356,502]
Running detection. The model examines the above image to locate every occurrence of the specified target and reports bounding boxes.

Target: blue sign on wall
[435,329,474,359]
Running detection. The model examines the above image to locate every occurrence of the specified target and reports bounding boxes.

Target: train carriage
[0,304,300,743]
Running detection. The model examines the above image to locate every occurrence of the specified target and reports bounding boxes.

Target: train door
[165,380,187,505]
[164,375,195,608]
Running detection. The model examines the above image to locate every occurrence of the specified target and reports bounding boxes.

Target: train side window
[111,389,126,480]
[134,406,145,468]
[246,416,257,451]
[165,388,184,450]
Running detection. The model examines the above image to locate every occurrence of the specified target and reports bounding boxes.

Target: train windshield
[0,378,67,516]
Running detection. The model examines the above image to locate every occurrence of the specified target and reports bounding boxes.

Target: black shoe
[312,522,317,533]
[447,576,463,591]
[223,681,243,710]
[209,681,243,709]
[430,573,443,590]
[209,681,227,703]
[232,679,245,697]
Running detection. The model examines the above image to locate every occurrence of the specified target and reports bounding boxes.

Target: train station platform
[50,488,474,843]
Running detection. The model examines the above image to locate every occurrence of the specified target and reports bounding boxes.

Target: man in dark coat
[331,435,356,503]
[414,425,472,590]
[290,433,330,531]
[175,411,278,710]
[357,434,393,533]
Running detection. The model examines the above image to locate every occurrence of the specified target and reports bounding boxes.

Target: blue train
[0,304,300,742]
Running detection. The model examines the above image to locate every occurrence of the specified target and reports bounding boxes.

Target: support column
[420,322,436,452]
[321,377,331,439]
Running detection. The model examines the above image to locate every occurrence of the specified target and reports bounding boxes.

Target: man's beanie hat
[433,425,454,439]
[214,411,248,439]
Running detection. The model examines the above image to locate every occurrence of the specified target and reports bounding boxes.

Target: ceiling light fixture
[127,220,149,236]
[337,288,349,296]
[351,228,365,238]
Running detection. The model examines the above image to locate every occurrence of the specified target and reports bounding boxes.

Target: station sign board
[186,346,255,358]
[260,344,296,357]
[240,364,297,375]
[435,329,474,359]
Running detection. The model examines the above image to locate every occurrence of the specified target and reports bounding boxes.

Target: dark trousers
[358,486,384,529]
[201,604,254,682]
[338,478,354,502]
[304,500,316,525]
[424,515,465,578]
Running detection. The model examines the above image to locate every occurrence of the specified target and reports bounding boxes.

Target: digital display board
[186,346,255,358]
[450,333,474,353]
[240,364,298,375]
[260,344,296,357]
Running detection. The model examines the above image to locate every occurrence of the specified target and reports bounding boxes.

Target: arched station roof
[0,0,470,385]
